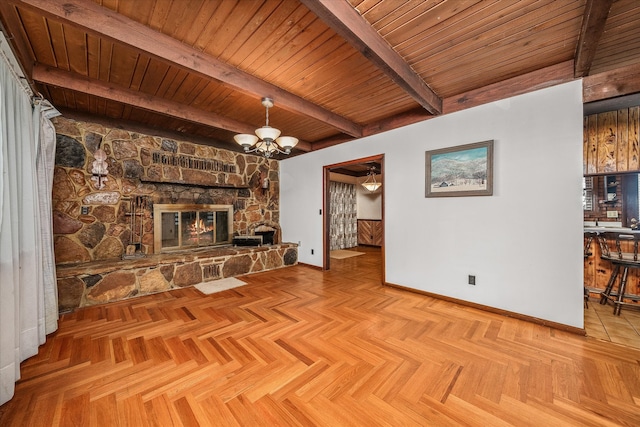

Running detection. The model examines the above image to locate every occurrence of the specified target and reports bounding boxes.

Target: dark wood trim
[323,154,385,282]
[312,135,355,151]
[15,0,362,138]
[300,0,442,115]
[583,63,640,103]
[574,0,614,77]
[363,108,434,137]
[379,155,385,284]
[443,60,575,115]
[385,282,587,336]
[323,166,331,271]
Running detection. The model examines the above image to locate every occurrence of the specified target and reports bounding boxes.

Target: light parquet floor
[2,246,640,426]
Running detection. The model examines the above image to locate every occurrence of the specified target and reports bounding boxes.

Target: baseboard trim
[297,262,323,270]
[384,282,586,336]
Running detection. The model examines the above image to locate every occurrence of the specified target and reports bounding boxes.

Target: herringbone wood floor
[2,246,640,426]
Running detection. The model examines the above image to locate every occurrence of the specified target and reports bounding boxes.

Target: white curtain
[329,181,358,250]
[0,34,60,405]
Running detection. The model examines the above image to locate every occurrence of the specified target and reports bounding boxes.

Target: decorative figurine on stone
[91,148,109,189]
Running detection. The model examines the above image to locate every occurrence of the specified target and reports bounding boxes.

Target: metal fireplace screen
[153,204,233,253]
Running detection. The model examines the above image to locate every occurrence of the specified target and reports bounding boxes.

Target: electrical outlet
[607,211,619,218]
[81,206,89,215]
[468,275,476,285]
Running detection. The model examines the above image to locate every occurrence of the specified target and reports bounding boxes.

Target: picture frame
[425,140,494,197]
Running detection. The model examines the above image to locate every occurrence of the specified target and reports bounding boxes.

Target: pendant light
[362,166,381,192]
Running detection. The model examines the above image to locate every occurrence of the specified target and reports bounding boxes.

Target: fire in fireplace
[153,204,233,253]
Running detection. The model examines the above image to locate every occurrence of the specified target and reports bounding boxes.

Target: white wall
[280,81,584,328]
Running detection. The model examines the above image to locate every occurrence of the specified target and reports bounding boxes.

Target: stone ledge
[56,243,297,278]
[56,243,298,313]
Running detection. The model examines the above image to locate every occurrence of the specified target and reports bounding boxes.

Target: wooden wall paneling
[630,106,640,171]
[357,220,373,246]
[587,114,598,174]
[372,221,383,246]
[617,109,629,172]
[357,220,382,246]
[597,111,618,173]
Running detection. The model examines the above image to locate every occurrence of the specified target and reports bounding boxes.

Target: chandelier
[234,97,298,158]
[361,166,381,192]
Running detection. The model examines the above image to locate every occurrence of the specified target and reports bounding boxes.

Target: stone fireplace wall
[52,116,280,263]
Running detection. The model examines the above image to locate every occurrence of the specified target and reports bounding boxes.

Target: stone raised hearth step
[55,243,298,312]
[56,243,297,277]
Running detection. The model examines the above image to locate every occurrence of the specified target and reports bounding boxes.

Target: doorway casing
[322,154,385,282]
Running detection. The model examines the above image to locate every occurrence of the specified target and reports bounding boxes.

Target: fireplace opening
[153,204,233,253]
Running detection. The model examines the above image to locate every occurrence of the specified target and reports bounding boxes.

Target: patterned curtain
[329,181,357,250]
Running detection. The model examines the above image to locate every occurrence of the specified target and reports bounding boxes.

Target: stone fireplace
[51,116,297,313]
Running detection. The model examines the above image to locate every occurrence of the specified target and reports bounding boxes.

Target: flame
[189,218,213,235]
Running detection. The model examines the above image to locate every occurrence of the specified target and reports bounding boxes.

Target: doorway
[323,155,385,282]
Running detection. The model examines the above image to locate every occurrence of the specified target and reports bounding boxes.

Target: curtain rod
[0,31,33,98]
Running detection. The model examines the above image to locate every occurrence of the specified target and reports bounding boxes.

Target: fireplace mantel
[141,178,249,189]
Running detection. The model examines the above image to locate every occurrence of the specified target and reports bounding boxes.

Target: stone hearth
[57,243,298,312]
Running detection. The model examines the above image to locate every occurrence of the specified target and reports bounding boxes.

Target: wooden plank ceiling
[1,0,639,156]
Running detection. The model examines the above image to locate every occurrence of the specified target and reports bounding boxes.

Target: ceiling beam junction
[582,62,640,104]
[14,0,362,138]
[574,0,614,77]
[300,0,442,115]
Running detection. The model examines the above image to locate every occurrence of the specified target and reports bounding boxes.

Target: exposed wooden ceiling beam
[31,65,313,152]
[311,134,354,151]
[14,0,362,138]
[363,108,433,137]
[444,61,575,115]
[300,0,442,115]
[574,0,614,77]
[583,63,640,103]
[313,61,577,151]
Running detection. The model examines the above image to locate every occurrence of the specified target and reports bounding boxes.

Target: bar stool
[596,231,640,315]
[583,231,597,308]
